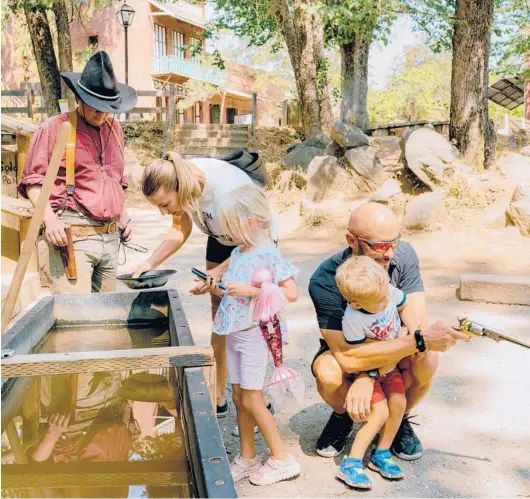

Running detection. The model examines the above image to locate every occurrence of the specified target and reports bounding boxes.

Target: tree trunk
[53,0,74,109]
[312,13,332,134]
[24,4,61,117]
[270,0,325,137]
[449,0,494,170]
[340,32,370,131]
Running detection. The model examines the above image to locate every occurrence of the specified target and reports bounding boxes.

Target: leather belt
[71,221,118,237]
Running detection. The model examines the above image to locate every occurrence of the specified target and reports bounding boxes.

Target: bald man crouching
[309,203,468,460]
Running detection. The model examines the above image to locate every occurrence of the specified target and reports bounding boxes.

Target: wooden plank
[17,133,32,183]
[137,90,171,97]
[1,107,30,114]
[2,90,26,96]
[0,116,38,137]
[1,122,70,333]
[182,367,237,498]
[1,345,214,377]
[1,195,34,218]
[2,460,188,488]
[130,106,165,113]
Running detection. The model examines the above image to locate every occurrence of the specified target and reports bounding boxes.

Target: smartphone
[191,268,226,291]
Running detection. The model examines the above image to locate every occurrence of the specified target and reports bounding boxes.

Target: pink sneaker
[249,454,301,486]
[230,454,262,482]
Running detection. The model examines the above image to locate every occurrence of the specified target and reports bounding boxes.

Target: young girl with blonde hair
[200,184,301,486]
[133,152,278,421]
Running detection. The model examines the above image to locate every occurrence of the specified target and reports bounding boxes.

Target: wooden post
[251,92,257,141]
[26,84,33,119]
[1,121,71,333]
[16,134,31,184]
[5,421,28,464]
[202,362,216,409]
[161,84,177,157]
[220,92,227,125]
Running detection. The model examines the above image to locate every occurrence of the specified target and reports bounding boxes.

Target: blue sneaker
[368,448,405,480]
[336,457,372,490]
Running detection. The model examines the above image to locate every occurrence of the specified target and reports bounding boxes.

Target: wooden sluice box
[1,289,237,498]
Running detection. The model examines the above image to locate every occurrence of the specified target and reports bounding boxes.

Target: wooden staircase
[175,124,249,157]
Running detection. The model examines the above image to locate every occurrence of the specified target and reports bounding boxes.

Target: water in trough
[1,324,193,498]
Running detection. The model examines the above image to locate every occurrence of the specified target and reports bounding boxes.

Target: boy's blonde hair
[218,184,272,246]
[336,255,389,303]
[142,151,203,223]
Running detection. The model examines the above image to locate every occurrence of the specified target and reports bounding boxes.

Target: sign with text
[234,114,252,125]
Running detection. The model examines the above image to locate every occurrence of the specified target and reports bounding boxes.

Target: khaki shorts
[37,211,120,294]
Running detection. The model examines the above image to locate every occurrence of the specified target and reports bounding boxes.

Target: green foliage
[490,0,530,77]
[368,45,525,126]
[208,0,278,48]
[317,0,399,47]
[368,46,452,125]
[405,0,530,78]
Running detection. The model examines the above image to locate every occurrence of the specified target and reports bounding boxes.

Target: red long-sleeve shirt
[18,112,128,221]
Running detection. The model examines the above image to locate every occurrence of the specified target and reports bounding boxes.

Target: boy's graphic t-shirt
[212,243,298,336]
[342,285,406,344]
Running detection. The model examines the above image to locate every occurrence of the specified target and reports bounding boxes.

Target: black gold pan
[117,269,177,289]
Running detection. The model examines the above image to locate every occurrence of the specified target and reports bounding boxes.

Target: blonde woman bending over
[132,151,278,419]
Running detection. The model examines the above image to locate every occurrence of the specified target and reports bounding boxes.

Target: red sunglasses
[350,231,402,252]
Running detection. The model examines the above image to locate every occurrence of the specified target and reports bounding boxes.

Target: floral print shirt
[212,242,299,336]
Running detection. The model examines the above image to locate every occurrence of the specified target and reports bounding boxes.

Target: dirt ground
[120,160,530,498]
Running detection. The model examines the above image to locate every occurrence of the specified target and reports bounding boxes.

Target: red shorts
[371,368,405,405]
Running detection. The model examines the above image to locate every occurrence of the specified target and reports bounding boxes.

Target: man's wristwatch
[367,369,380,380]
[414,329,427,352]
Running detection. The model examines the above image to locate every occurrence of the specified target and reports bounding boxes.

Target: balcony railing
[151,56,226,86]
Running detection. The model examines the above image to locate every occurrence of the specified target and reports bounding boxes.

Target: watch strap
[414,329,426,352]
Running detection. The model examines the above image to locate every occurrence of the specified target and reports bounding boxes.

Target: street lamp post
[117,3,135,119]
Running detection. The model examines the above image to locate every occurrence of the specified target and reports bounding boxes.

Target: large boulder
[324,139,346,158]
[286,133,331,154]
[281,146,324,169]
[370,178,406,220]
[344,146,385,192]
[403,192,444,230]
[306,155,356,203]
[498,153,530,183]
[401,128,458,190]
[506,182,530,237]
[330,120,370,149]
[520,145,530,157]
[124,147,143,191]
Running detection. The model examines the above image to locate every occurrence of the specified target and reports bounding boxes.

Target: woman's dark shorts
[206,236,237,264]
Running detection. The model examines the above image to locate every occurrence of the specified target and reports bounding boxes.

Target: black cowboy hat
[60,51,137,114]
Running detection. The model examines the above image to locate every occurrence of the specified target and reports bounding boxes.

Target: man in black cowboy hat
[19,51,138,294]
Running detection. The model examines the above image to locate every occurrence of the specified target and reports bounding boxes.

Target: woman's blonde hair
[142,151,203,223]
[336,255,389,303]
[218,184,272,246]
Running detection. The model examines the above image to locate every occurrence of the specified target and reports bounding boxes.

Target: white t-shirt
[342,285,406,345]
[189,158,279,246]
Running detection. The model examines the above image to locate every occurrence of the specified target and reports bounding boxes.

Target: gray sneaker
[232,403,275,437]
